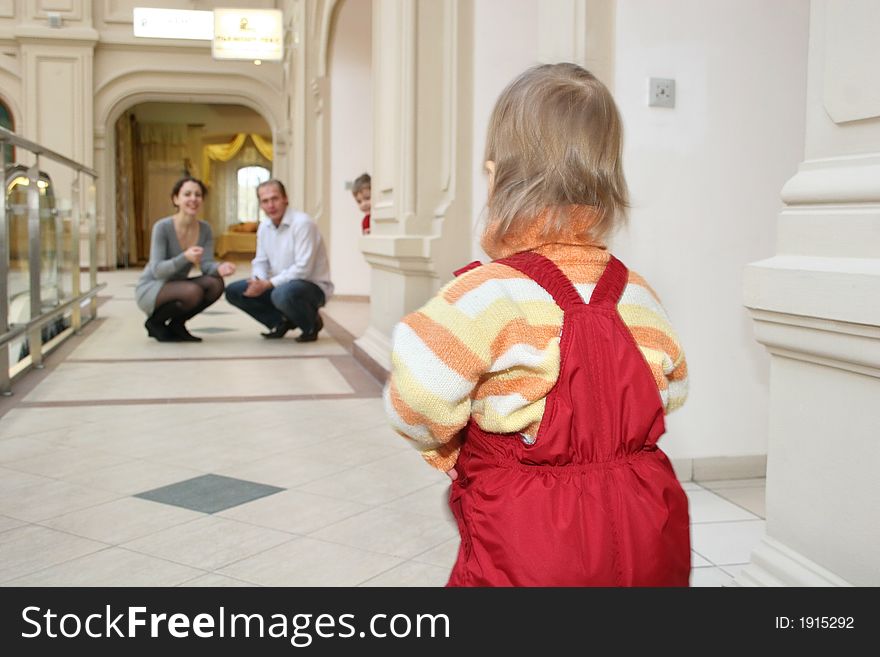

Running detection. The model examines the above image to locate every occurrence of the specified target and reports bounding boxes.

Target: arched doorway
[112,102,272,267]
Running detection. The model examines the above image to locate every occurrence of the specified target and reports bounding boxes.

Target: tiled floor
[0,267,766,586]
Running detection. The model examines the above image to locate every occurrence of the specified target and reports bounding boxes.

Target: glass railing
[0,126,105,395]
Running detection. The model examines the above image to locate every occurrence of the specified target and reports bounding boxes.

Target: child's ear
[485,160,496,194]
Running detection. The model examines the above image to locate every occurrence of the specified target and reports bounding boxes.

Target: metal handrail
[0,126,98,178]
[1,127,101,394]
[0,284,106,349]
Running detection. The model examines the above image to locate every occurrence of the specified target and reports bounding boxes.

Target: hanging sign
[212,9,284,61]
[132,8,214,41]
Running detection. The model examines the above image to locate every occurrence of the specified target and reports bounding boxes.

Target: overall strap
[588,256,628,308]
[453,260,483,277]
[497,251,584,312]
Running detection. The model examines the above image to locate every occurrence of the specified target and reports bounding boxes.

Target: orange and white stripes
[384,244,688,472]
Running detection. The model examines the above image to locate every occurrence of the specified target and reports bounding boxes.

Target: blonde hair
[484,62,628,245]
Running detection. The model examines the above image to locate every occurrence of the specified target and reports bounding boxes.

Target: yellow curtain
[202,133,247,187]
[202,133,273,187]
[250,133,273,162]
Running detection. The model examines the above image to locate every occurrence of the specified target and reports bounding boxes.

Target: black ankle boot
[168,320,202,342]
[145,317,176,342]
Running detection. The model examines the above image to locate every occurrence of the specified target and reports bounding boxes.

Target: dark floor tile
[135,474,284,513]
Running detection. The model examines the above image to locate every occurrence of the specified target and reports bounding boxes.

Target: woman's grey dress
[135,217,221,316]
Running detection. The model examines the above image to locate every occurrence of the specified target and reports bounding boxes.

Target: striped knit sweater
[384,235,688,473]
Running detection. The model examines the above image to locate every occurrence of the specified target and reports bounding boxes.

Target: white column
[536,0,615,87]
[740,0,880,586]
[356,0,473,370]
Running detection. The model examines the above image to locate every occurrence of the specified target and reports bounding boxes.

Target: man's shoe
[295,316,323,343]
[261,320,292,339]
[168,320,202,342]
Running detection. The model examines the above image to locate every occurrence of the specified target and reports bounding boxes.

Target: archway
[112,102,272,266]
[94,71,285,269]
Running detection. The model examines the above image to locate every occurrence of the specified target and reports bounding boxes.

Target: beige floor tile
[686,490,761,523]
[0,525,107,582]
[140,439,273,473]
[4,547,205,586]
[692,550,711,567]
[178,573,257,587]
[5,446,131,480]
[0,408,92,439]
[40,497,204,544]
[359,560,450,587]
[122,516,296,570]
[382,482,455,520]
[216,427,329,455]
[300,399,389,439]
[218,454,354,489]
[311,507,458,558]
[347,424,412,450]
[218,537,404,586]
[705,486,766,519]
[0,478,122,522]
[0,467,54,496]
[690,566,736,587]
[413,537,460,570]
[690,520,766,566]
[361,454,447,485]
[66,459,206,495]
[0,515,27,534]
[70,301,347,360]
[23,358,353,403]
[295,435,403,468]
[218,489,370,535]
[323,299,370,337]
[298,466,442,506]
[721,563,747,580]
[0,437,66,463]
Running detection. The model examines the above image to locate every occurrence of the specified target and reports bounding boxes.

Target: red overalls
[447,251,691,586]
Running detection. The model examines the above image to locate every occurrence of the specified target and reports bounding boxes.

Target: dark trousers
[225,279,325,333]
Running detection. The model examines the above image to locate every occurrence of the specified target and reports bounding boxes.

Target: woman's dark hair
[171,176,207,204]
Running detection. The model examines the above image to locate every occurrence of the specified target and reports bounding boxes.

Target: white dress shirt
[251,208,334,299]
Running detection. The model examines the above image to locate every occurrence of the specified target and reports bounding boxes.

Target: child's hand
[446,467,459,481]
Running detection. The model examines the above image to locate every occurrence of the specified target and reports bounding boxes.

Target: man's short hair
[257,179,288,199]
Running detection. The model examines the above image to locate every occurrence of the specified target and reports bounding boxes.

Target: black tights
[150,275,224,325]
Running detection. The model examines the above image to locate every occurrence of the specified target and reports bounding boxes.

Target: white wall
[329,0,373,296]
[470,0,541,259]
[611,0,810,460]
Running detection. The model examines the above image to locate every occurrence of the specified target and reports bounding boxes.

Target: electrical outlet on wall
[648,78,675,108]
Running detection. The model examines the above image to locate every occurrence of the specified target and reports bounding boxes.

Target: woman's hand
[217,261,236,277]
[446,467,459,481]
[184,246,204,264]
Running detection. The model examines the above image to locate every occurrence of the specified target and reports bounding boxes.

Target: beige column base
[743,261,880,586]
[358,234,439,370]
[734,536,852,587]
